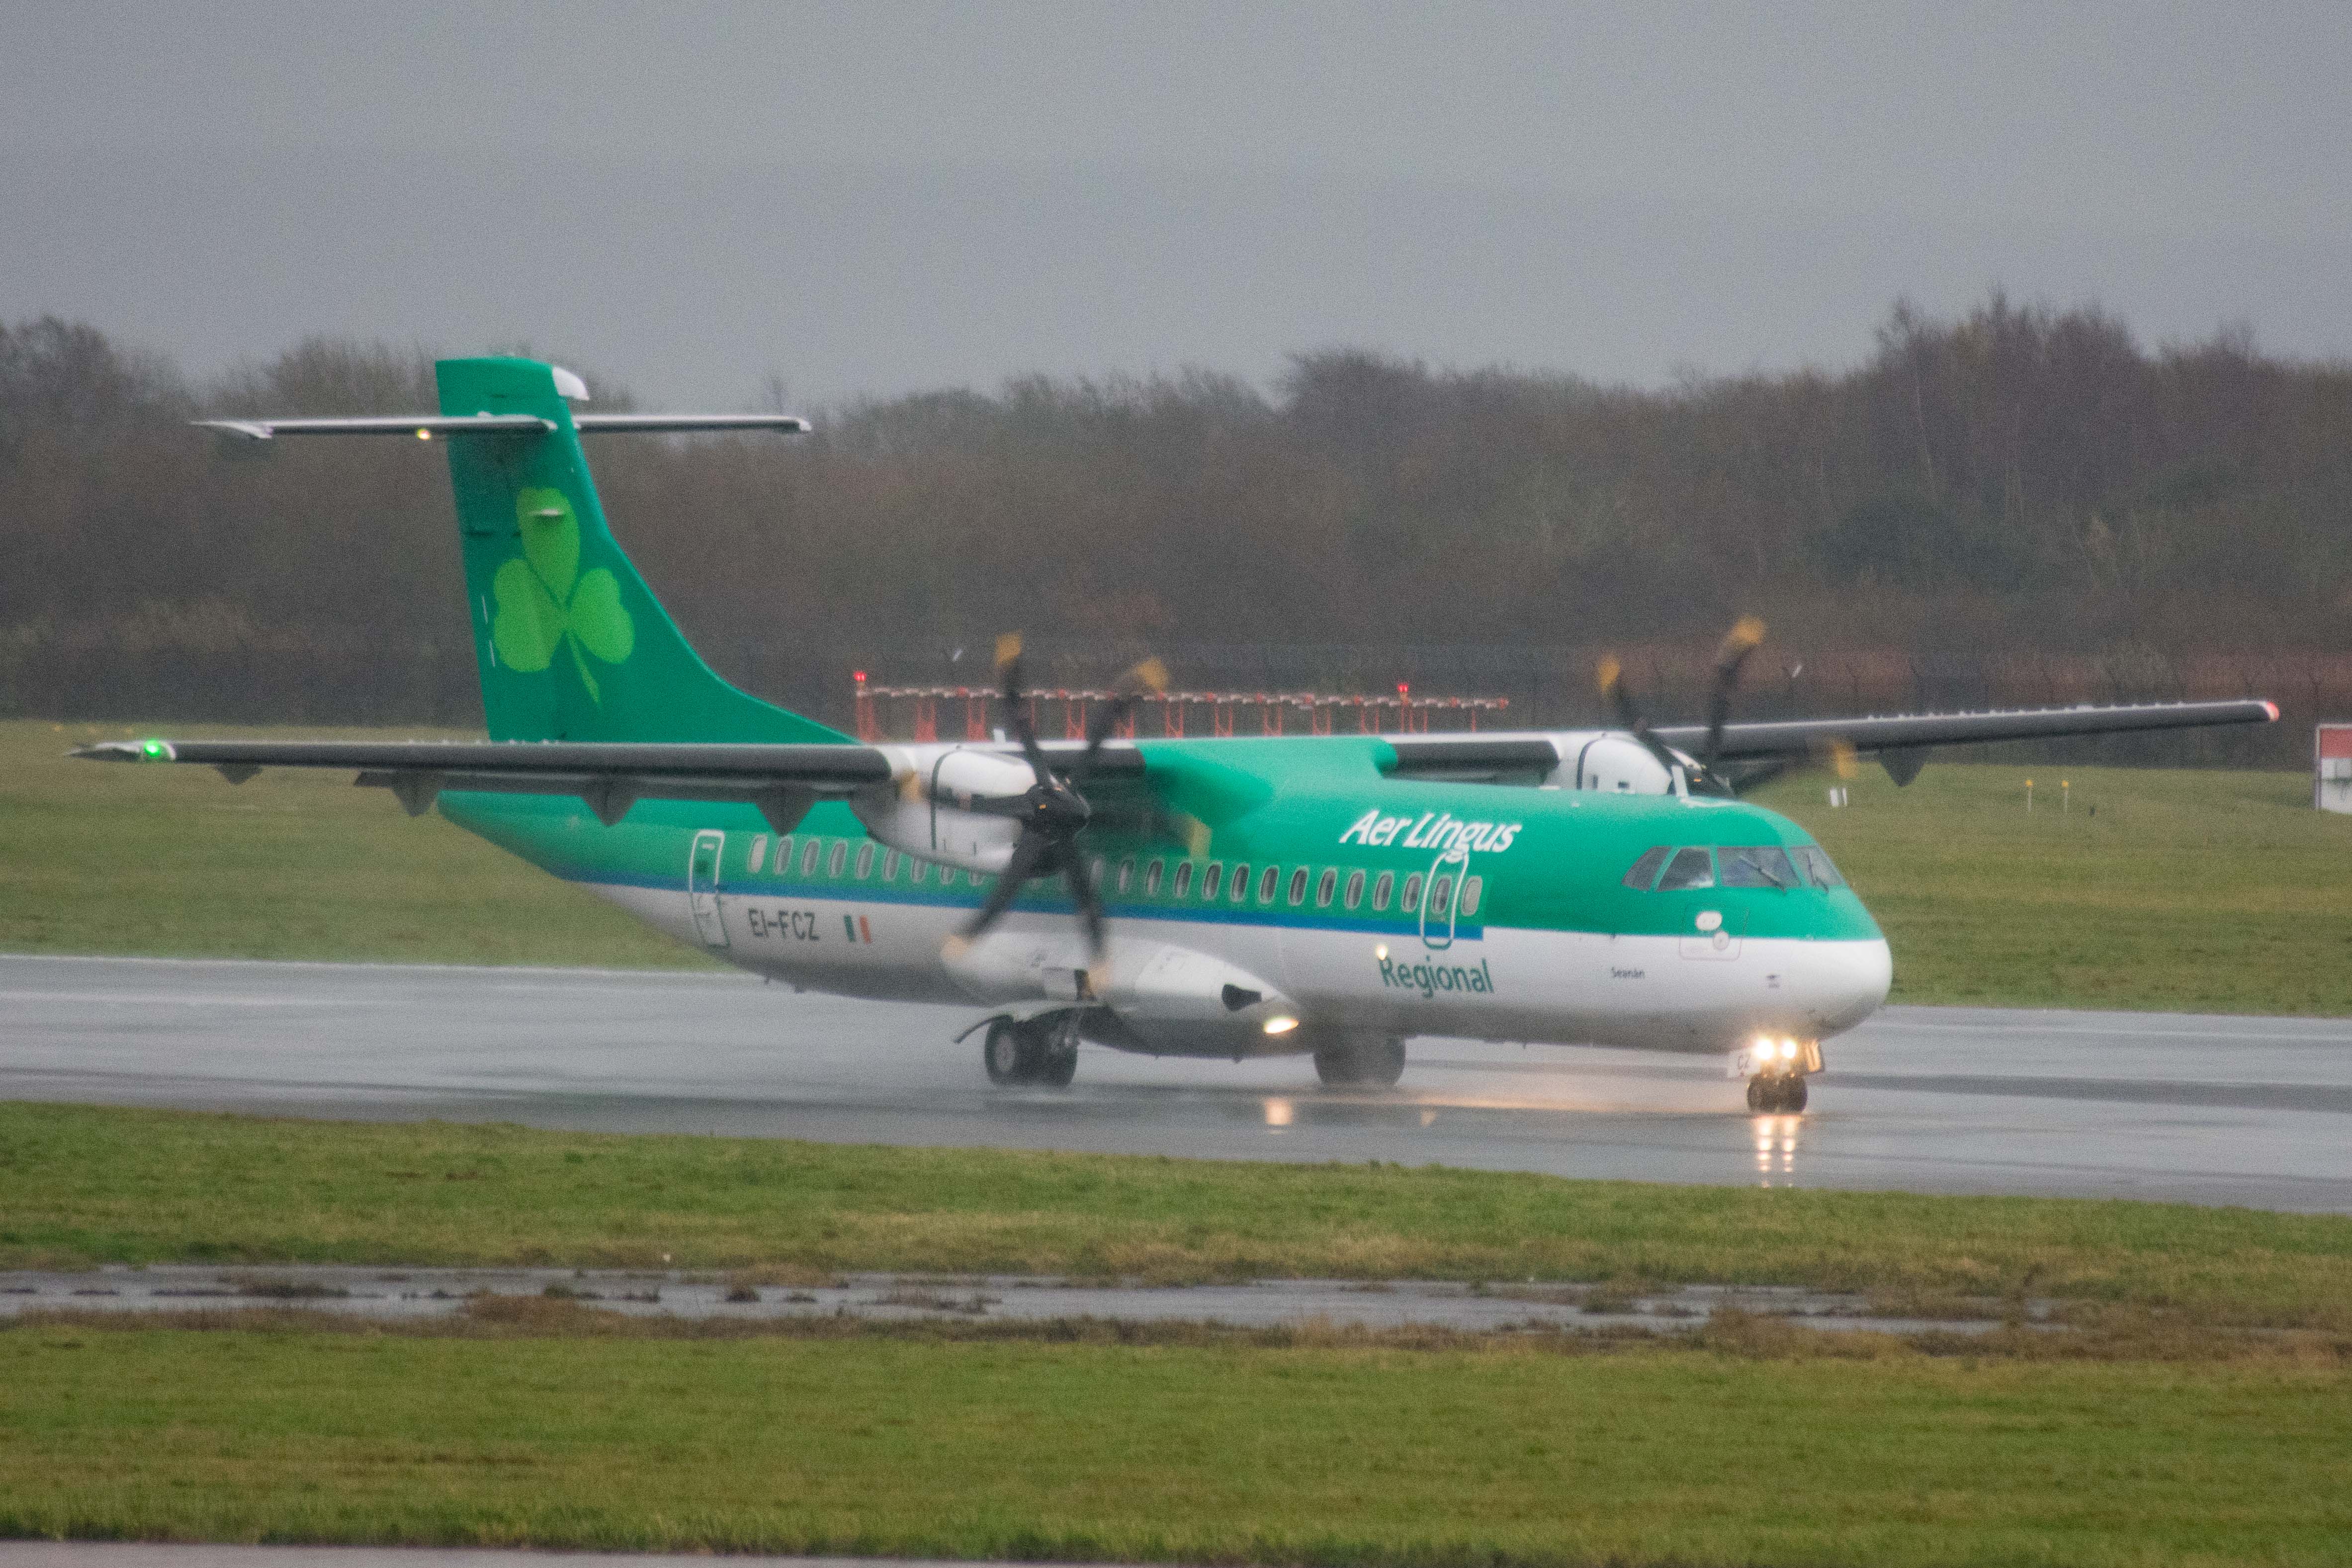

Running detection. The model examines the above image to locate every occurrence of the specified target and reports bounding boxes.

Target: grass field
[5,1316,2349,1567]
[8,718,2352,1010]
[8,1104,2352,1327]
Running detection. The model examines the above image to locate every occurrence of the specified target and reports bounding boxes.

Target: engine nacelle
[1540,731,1684,794]
[851,744,1036,873]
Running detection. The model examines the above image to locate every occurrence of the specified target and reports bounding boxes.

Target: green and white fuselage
[447,744,1888,1067]
[89,353,2276,1094]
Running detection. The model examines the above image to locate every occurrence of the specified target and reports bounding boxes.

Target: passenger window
[1372,870,1394,910]
[827,842,848,878]
[1173,861,1193,899]
[1144,860,1164,896]
[1258,866,1279,904]
[1460,875,1482,917]
[1656,848,1714,891]
[854,842,875,879]
[800,840,821,877]
[881,849,900,881]
[1118,860,1134,894]
[774,836,794,875]
[1429,874,1454,917]
[970,868,986,887]
[1203,862,1223,900]
[1344,869,1365,909]
[1401,872,1423,912]
[1793,844,1846,888]
[1719,846,1798,889]
[1622,846,1671,890]
[748,835,769,874]
[1229,863,1250,902]
[1091,857,1107,890]
[911,858,929,884]
[1289,868,1309,905]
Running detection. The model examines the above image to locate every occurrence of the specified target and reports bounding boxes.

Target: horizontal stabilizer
[194,414,808,441]
[76,738,889,835]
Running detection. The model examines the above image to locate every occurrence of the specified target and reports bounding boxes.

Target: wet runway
[4,953,2350,1212]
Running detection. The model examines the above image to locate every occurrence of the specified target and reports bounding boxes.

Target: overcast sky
[6,1,2350,406]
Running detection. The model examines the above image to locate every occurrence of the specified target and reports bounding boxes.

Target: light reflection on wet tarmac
[4,954,2351,1211]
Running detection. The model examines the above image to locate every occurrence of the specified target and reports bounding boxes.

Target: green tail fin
[436,357,848,744]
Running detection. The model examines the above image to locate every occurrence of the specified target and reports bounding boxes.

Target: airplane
[77,356,2279,1113]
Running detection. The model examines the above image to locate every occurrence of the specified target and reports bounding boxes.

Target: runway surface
[5,953,2351,1211]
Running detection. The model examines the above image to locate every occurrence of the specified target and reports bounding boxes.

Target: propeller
[946,633,1166,978]
[1597,616,1783,797]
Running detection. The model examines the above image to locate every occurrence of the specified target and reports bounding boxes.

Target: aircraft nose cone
[1803,939,1892,1035]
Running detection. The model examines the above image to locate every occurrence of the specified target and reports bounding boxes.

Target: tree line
[4,300,2349,766]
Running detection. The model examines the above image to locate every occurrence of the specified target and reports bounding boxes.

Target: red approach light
[853,671,867,684]
[1396,682,1410,697]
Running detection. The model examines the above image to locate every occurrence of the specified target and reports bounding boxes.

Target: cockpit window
[1719,846,1798,889]
[1622,847,1671,890]
[1792,843,1846,888]
[1656,847,1714,891]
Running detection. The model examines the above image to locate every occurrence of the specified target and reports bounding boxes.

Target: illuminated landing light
[1374,944,1389,961]
[1263,1016,1300,1036]
[1780,1038,1799,1060]
[1264,1098,1294,1128]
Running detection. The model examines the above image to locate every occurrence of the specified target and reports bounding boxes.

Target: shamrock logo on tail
[491,487,636,703]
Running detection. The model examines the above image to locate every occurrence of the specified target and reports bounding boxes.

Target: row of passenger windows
[1620,843,1845,892]
[740,834,1484,918]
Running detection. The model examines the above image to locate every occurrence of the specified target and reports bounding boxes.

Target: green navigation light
[140,739,168,760]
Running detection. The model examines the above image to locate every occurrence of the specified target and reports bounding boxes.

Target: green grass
[4,1321,2348,1565]
[11,719,2352,1010]
[7,1105,2351,1327]
[0,719,707,967]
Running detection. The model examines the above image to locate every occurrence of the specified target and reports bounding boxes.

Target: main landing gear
[1313,1035,1407,1088]
[1746,1072,1808,1113]
[982,1011,1080,1088]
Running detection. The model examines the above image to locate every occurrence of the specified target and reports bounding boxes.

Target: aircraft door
[1420,846,1468,951]
[687,830,729,947]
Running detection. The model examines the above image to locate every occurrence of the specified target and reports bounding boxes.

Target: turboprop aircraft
[78,356,2279,1112]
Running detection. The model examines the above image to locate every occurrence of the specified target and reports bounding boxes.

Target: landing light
[1780,1039,1799,1060]
[1263,1016,1299,1036]
[1374,944,1389,961]
[415,428,433,440]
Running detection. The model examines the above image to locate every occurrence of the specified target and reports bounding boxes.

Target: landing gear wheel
[1745,1075,1769,1112]
[983,1018,1023,1085]
[1783,1075,1808,1113]
[1314,1037,1406,1088]
[1037,1010,1080,1088]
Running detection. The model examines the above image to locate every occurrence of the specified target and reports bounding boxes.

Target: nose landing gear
[1746,1072,1808,1113]
[981,1011,1081,1088]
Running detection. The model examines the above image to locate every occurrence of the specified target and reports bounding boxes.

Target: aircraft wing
[74,738,893,833]
[1649,698,2278,769]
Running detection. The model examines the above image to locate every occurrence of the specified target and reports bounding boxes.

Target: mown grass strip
[3,1322,2348,1566]
[6,1104,2350,1328]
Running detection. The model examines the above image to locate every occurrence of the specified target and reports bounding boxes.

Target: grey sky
[6,1,2350,406]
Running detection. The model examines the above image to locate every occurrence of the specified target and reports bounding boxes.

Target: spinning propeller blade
[954,638,1165,965]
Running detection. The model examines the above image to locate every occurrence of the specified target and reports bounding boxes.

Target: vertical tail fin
[436,357,847,744]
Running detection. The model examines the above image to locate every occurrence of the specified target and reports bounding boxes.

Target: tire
[1312,1049,1358,1087]
[1357,1037,1406,1087]
[1745,1075,1768,1112]
[983,1018,1023,1085]
[1314,1038,1405,1088]
[1784,1075,1808,1113]
[1038,1047,1078,1088]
